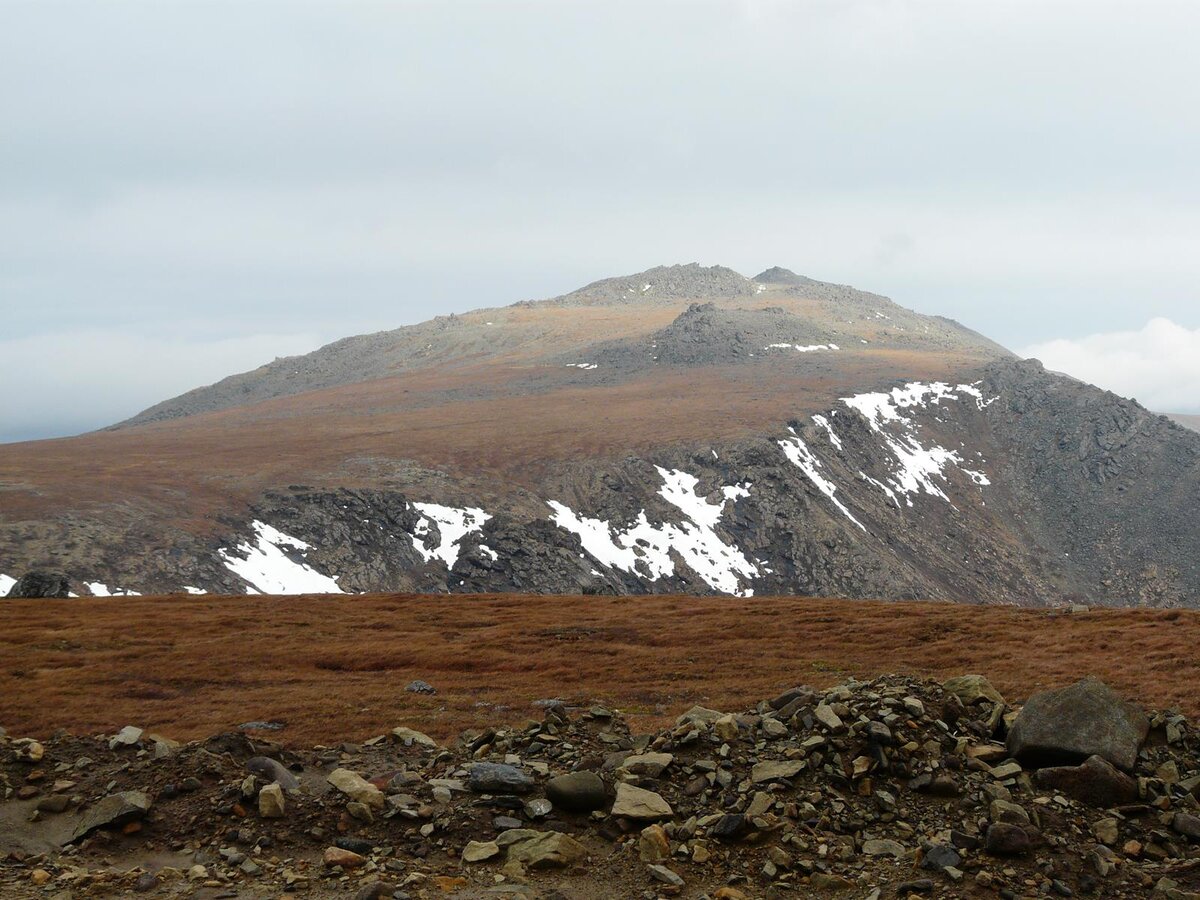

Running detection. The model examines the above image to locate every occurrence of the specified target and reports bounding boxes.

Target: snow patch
[840,382,995,505]
[764,343,839,353]
[183,586,207,595]
[547,468,757,595]
[85,582,141,597]
[0,574,15,596]
[567,363,598,370]
[411,503,491,568]
[219,520,345,595]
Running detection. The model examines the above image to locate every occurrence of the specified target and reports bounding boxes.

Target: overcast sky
[4,0,1200,442]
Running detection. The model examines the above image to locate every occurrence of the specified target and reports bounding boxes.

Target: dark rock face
[1033,755,1138,807]
[1007,679,1150,771]
[5,572,71,599]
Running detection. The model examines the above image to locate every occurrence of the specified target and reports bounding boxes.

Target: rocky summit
[2,674,1199,899]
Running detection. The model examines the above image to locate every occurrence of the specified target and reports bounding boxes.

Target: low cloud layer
[0,330,319,443]
[1023,318,1200,414]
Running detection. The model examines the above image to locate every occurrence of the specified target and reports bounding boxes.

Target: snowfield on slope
[219,520,345,595]
[548,467,758,596]
[780,382,995,527]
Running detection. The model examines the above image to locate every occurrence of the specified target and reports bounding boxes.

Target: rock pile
[2,674,1199,898]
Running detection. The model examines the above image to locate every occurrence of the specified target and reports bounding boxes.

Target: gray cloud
[4,0,1200,440]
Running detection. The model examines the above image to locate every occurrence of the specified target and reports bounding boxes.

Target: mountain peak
[753,266,815,286]
[551,263,754,306]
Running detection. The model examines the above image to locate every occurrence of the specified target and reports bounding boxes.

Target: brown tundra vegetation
[1,594,1197,746]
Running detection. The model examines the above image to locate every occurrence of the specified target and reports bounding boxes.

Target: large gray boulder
[5,572,71,599]
[1007,678,1149,771]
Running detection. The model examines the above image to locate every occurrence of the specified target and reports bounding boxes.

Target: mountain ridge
[3,264,1197,609]
[114,263,1009,429]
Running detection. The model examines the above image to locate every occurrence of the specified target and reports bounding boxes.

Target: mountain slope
[3,264,1198,607]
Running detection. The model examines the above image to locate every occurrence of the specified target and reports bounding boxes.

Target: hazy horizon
[5,1,1200,441]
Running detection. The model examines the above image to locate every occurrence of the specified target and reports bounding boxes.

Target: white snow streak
[778,429,866,531]
[0,574,15,596]
[183,586,207,595]
[812,414,843,450]
[547,468,757,596]
[219,520,345,595]
[411,503,491,568]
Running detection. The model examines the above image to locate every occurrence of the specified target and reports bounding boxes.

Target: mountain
[2,263,1198,607]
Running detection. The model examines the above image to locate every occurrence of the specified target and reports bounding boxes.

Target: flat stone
[1093,817,1120,845]
[619,752,674,778]
[109,726,144,749]
[68,791,152,843]
[611,783,673,820]
[462,840,501,863]
[468,763,534,794]
[35,794,70,813]
[769,687,814,710]
[391,726,438,748]
[503,830,587,869]
[648,864,684,886]
[1007,678,1149,771]
[815,702,844,731]
[676,706,725,726]
[1034,755,1138,808]
[751,760,805,784]
[323,846,366,868]
[863,839,907,858]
